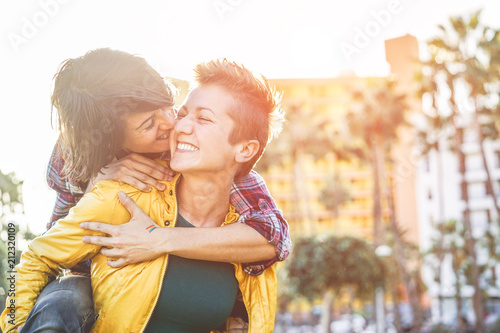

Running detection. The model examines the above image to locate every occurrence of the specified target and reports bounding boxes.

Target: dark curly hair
[51,48,174,183]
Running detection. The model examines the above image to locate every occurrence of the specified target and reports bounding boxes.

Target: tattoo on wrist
[146,224,157,233]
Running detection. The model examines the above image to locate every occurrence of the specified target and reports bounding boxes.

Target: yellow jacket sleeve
[0,181,122,332]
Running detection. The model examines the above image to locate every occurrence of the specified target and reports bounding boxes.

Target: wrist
[155,227,173,256]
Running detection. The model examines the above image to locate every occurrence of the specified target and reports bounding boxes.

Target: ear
[234,140,260,163]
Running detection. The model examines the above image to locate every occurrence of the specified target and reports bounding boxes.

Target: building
[415,84,500,325]
[261,35,421,246]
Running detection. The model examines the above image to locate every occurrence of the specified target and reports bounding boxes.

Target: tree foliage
[284,235,385,302]
[418,11,500,332]
[0,170,36,313]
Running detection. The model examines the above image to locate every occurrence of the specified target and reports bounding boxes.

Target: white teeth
[177,143,198,151]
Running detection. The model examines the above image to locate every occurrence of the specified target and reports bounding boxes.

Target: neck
[177,174,233,227]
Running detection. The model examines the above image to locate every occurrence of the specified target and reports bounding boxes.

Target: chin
[169,161,190,172]
[147,147,170,153]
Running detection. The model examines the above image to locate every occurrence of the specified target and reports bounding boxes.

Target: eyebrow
[136,115,154,130]
[179,105,215,116]
[200,107,216,116]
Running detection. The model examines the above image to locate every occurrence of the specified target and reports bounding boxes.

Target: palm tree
[346,79,426,331]
[257,103,353,235]
[414,110,448,322]
[257,104,320,234]
[419,11,500,331]
[428,220,471,333]
[436,11,500,219]
[320,176,350,232]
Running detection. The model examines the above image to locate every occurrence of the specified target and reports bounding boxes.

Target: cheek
[121,132,134,148]
[123,131,153,149]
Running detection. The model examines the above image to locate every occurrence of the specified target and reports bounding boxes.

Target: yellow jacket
[1,174,277,332]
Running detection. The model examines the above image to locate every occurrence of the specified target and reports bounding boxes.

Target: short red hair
[193,59,285,179]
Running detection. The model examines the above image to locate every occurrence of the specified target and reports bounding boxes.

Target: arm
[81,192,276,267]
[230,170,291,275]
[0,184,118,332]
[46,139,86,228]
[81,171,291,276]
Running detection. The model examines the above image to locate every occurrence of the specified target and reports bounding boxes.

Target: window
[465,154,483,171]
[468,182,487,199]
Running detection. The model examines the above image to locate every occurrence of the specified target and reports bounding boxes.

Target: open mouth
[177,143,199,151]
[157,132,169,140]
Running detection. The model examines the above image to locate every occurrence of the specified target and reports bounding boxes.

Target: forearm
[231,170,291,261]
[238,209,291,261]
[157,223,276,262]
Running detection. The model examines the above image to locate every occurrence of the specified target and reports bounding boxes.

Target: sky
[1,0,499,233]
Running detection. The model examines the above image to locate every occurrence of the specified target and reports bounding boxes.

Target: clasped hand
[81,192,165,268]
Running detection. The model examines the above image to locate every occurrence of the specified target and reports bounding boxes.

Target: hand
[86,153,175,193]
[18,326,23,332]
[81,191,165,268]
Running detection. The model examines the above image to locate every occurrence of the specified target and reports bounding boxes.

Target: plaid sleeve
[45,140,91,274]
[45,140,86,229]
[230,170,291,276]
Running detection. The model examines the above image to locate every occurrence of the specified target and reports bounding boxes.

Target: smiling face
[121,106,177,154]
[169,84,241,177]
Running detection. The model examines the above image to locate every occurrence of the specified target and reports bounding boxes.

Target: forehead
[182,84,237,118]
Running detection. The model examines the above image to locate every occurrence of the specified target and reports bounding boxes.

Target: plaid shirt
[46,142,291,276]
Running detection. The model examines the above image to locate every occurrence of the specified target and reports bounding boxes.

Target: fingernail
[82,236,89,243]
[118,191,126,198]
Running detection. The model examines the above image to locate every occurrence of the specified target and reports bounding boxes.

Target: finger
[82,235,113,247]
[117,159,168,191]
[118,191,145,218]
[122,172,166,192]
[100,247,119,257]
[107,258,127,268]
[128,154,171,179]
[119,174,153,192]
[164,168,176,182]
[130,166,168,190]
[80,222,116,235]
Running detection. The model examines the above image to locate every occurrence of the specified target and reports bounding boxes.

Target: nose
[174,114,193,135]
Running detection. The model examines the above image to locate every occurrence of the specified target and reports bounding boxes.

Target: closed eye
[136,116,154,131]
[198,116,212,122]
[142,119,154,130]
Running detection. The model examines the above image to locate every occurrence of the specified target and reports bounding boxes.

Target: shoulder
[234,170,265,189]
[87,177,179,214]
[91,180,135,195]
[91,173,179,197]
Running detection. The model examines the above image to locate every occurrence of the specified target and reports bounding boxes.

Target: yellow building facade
[261,76,388,239]
[261,35,421,244]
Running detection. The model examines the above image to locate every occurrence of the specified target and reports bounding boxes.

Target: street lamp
[375,245,393,333]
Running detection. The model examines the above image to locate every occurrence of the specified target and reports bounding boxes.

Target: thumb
[118,191,143,218]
